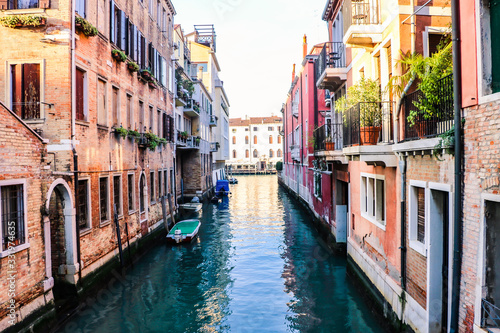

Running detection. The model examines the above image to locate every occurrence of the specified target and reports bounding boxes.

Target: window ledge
[79,228,92,236]
[76,120,90,127]
[24,119,45,124]
[409,240,427,257]
[97,124,109,131]
[0,243,30,258]
[5,8,45,15]
[99,220,111,228]
[128,209,137,215]
[360,213,386,231]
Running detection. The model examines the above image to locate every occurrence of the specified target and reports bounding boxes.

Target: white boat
[179,202,203,212]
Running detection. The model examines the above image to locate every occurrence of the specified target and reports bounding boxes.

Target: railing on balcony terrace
[186,136,200,149]
[184,42,191,60]
[343,102,394,147]
[343,0,380,32]
[316,42,346,81]
[209,115,218,126]
[314,123,343,151]
[482,298,500,329]
[402,74,454,141]
[210,142,219,152]
[290,144,301,161]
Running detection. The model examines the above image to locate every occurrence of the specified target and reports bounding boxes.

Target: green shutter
[491,0,500,92]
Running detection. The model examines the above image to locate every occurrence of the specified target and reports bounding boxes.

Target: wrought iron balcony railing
[402,74,454,141]
[209,115,218,127]
[316,42,346,81]
[343,0,380,30]
[210,142,219,152]
[314,123,343,151]
[482,298,500,329]
[343,101,394,147]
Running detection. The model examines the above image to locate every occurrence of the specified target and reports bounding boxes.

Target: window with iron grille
[1,184,25,251]
[99,177,109,223]
[113,175,121,216]
[128,174,134,212]
[11,63,40,120]
[77,179,90,230]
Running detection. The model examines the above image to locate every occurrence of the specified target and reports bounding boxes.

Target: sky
[172,0,328,120]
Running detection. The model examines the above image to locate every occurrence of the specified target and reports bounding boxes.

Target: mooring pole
[114,204,124,267]
[124,220,133,267]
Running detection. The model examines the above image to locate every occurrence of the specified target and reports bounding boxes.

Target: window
[128,173,135,212]
[233,150,237,158]
[268,127,274,131]
[245,136,249,144]
[150,171,155,203]
[314,172,322,198]
[158,170,162,198]
[269,149,274,158]
[113,175,122,216]
[170,169,174,195]
[157,0,161,25]
[163,170,168,197]
[277,149,282,157]
[99,177,109,223]
[253,150,258,158]
[126,94,133,129]
[2,0,49,9]
[254,136,257,144]
[149,105,154,132]
[11,63,41,120]
[278,136,281,144]
[269,135,273,144]
[139,101,144,131]
[232,136,236,144]
[112,86,119,127]
[360,173,385,229]
[409,181,427,255]
[1,183,26,252]
[149,0,154,16]
[278,126,281,132]
[76,0,85,17]
[139,174,146,213]
[253,127,258,131]
[157,110,162,136]
[232,128,237,133]
[76,68,87,121]
[245,128,249,131]
[77,179,90,230]
[97,79,107,126]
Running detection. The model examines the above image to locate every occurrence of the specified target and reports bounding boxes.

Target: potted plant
[336,77,382,145]
[111,49,127,62]
[127,61,139,73]
[195,136,201,145]
[325,135,335,151]
[0,15,45,28]
[75,16,98,37]
[128,129,141,141]
[139,68,152,81]
[113,126,129,139]
[145,132,160,151]
[181,131,188,140]
[159,138,168,145]
[148,80,157,89]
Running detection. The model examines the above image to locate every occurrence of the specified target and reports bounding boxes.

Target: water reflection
[55,175,386,333]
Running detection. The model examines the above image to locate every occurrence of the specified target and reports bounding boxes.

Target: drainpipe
[71,0,82,285]
[399,156,407,291]
[450,0,462,330]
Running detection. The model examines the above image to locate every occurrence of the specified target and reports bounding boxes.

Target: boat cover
[216,180,230,194]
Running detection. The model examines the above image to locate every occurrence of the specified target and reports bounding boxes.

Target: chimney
[303,34,307,59]
[292,64,296,82]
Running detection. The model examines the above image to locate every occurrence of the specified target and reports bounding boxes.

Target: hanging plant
[145,132,160,151]
[127,61,139,72]
[128,129,141,140]
[75,16,98,37]
[113,126,129,139]
[111,49,127,62]
[140,68,153,81]
[0,15,46,28]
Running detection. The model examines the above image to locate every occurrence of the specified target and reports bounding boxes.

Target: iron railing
[343,0,380,33]
[210,142,219,152]
[209,115,218,126]
[290,144,301,161]
[482,298,500,328]
[343,102,394,147]
[316,42,346,81]
[314,123,343,151]
[402,74,454,141]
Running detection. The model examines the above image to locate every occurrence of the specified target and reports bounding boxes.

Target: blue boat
[215,180,230,196]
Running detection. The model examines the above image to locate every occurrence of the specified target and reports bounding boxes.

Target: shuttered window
[97,79,107,125]
[76,68,85,121]
[112,86,119,127]
[76,0,85,17]
[1,0,49,10]
[11,63,41,120]
[99,177,109,223]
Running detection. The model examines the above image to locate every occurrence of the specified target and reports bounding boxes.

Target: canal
[55,175,388,333]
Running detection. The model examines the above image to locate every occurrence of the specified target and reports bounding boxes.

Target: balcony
[316,42,348,91]
[177,135,201,150]
[313,123,348,163]
[210,142,220,152]
[184,99,200,117]
[342,102,397,167]
[290,144,301,162]
[482,298,500,330]
[209,114,218,127]
[342,0,383,46]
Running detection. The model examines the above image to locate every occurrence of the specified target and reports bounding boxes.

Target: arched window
[269,135,273,144]
[277,149,282,157]
[269,149,274,158]
[245,149,249,158]
[253,149,258,158]
[233,150,237,158]
[232,136,236,144]
[254,135,257,144]
[245,136,249,144]
[278,136,281,144]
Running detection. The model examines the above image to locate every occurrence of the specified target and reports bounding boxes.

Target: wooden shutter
[140,35,146,69]
[169,115,174,142]
[76,68,85,121]
[417,187,425,242]
[120,11,127,52]
[23,64,40,120]
[148,42,153,70]
[110,0,115,44]
[12,64,23,117]
[39,0,50,8]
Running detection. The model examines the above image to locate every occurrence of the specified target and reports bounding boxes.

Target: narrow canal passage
[56,175,387,333]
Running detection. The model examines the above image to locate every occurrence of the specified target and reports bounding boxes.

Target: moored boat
[166,219,201,244]
[179,202,203,213]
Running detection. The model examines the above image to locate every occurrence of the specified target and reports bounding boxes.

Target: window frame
[97,77,108,127]
[150,171,155,204]
[127,172,136,214]
[360,173,386,230]
[409,180,427,256]
[112,85,120,127]
[99,176,111,225]
[77,178,92,233]
[75,67,88,122]
[112,174,123,218]
[0,179,29,257]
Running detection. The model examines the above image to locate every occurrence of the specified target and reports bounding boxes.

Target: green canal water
[55,175,388,333]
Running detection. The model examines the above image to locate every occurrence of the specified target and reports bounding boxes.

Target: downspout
[399,156,407,291]
[450,0,462,330]
[71,0,82,285]
[299,75,303,196]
